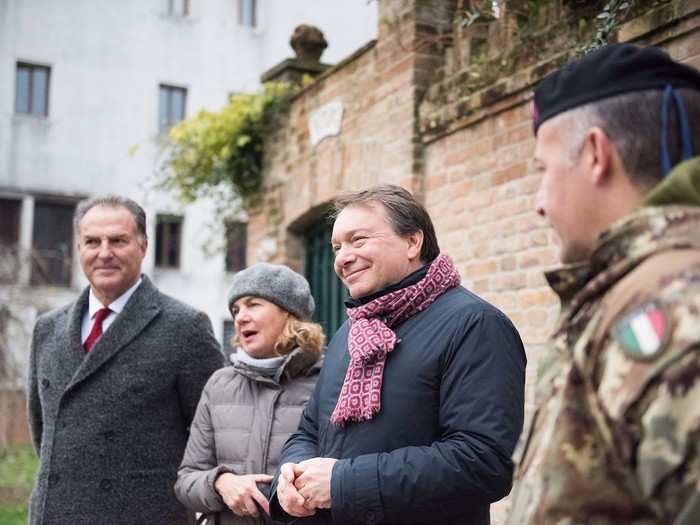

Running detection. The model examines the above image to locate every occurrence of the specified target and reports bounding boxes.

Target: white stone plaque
[309,99,344,147]
[256,238,277,261]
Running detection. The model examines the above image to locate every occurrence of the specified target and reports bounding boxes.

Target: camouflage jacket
[510,159,700,524]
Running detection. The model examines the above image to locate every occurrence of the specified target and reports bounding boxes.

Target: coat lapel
[52,287,90,389]
[67,276,161,391]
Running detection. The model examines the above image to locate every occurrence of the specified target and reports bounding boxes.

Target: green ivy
[579,0,635,55]
[162,81,299,205]
[459,0,498,28]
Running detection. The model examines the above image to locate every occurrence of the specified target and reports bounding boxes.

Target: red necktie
[84,307,112,352]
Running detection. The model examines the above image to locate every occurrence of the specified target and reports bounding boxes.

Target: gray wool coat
[27,275,225,525]
[174,348,322,525]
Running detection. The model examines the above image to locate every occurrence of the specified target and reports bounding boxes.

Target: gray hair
[73,195,148,240]
[331,184,440,263]
[557,88,700,188]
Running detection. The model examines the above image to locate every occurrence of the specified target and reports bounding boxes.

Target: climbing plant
[160,81,299,206]
[579,0,636,54]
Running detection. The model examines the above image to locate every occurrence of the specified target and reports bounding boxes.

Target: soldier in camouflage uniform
[509,44,700,524]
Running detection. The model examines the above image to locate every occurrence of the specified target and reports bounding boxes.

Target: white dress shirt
[80,278,143,344]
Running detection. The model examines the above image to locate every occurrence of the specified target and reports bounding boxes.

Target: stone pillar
[260,25,331,84]
[18,195,34,286]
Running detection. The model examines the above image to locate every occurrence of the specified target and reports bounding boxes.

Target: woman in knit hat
[175,263,325,525]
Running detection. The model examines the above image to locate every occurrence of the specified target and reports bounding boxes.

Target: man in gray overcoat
[27,195,224,525]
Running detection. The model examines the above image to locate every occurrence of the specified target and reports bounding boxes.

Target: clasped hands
[214,472,273,518]
[277,457,338,517]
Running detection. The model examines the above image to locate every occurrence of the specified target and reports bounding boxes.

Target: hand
[277,462,316,517]
[294,457,337,510]
[214,472,272,517]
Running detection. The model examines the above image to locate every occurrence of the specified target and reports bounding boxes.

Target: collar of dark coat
[64,275,161,391]
[344,263,430,307]
[231,347,322,385]
[545,206,700,322]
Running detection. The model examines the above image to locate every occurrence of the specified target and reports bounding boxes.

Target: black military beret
[533,44,700,134]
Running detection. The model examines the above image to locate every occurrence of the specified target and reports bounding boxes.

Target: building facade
[0,0,377,444]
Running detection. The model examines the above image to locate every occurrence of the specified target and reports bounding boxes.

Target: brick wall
[249,0,455,266]
[249,1,700,522]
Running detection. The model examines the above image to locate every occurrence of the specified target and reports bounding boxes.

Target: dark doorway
[304,220,348,339]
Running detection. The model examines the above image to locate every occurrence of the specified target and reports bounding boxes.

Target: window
[158,85,186,133]
[168,0,189,16]
[0,199,22,283]
[15,62,50,117]
[222,320,235,357]
[225,221,247,273]
[238,0,256,27]
[31,200,75,286]
[0,199,21,247]
[155,214,183,268]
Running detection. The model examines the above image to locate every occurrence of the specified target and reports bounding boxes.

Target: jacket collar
[546,205,700,323]
[87,277,142,317]
[642,157,700,207]
[231,347,322,385]
[345,262,430,308]
[65,274,161,391]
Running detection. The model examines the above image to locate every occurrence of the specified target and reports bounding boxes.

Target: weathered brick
[518,247,558,269]
[527,269,550,288]
[493,272,528,291]
[526,308,549,325]
[528,229,549,246]
[249,6,700,523]
[500,255,517,271]
[492,162,527,186]
[426,172,447,191]
[518,288,558,308]
[465,259,498,277]
[471,278,491,294]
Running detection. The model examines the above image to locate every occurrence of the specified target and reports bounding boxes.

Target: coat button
[48,473,60,486]
[99,479,112,491]
[41,378,50,389]
[104,430,115,442]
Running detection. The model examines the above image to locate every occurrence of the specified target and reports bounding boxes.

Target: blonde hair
[231,315,325,358]
[274,316,325,358]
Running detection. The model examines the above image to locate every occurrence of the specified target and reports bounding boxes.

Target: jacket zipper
[262,387,283,473]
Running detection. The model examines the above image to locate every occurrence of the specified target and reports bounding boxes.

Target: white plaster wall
[258,0,379,77]
[0,0,377,374]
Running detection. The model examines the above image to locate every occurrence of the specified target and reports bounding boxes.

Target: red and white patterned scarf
[330,254,460,426]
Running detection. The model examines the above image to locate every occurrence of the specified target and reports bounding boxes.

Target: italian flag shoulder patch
[612,302,669,360]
